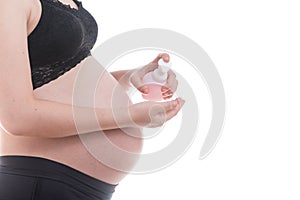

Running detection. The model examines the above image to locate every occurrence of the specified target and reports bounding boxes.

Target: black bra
[27,0,98,89]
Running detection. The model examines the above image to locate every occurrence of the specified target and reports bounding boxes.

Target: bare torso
[0,0,143,185]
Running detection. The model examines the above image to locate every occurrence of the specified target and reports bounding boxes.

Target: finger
[163,92,174,100]
[167,72,178,93]
[162,81,177,94]
[162,98,184,112]
[152,53,170,64]
[162,70,177,93]
[163,90,174,95]
[162,82,178,97]
[165,98,185,120]
[162,98,179,112]
[162,90,174,97]
[167,69,177,79]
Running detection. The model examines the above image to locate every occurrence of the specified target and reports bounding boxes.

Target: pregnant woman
[0,0,184,200]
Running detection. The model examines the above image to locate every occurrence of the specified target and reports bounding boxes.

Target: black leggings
[0,156,117,200]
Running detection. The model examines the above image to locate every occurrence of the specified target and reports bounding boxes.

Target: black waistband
[0,156,117,198]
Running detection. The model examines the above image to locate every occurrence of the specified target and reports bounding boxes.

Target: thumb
[152,53,170,64]
[131,64,158,94]
[130,74,149,94]
[138,85,149,94]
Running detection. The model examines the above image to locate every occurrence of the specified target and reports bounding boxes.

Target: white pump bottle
[142,59,172,101]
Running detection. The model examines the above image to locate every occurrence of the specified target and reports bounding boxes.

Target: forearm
[6,97,131,138]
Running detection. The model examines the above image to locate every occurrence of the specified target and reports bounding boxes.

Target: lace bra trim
[45,0,82,12]
[32,50,91,89]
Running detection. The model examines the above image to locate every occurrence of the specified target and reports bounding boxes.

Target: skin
[0,0,184,185]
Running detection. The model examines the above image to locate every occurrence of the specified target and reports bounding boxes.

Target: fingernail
[144,88,149,94]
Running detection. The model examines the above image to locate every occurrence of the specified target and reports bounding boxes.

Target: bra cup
[28,7,84,67]
[27,0,98,89]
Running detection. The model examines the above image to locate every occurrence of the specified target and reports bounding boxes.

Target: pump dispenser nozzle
[158,59,172,69]
[152,60,171,83]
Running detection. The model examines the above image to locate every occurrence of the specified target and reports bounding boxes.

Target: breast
[28,2,84,67]
[27,0,98,89]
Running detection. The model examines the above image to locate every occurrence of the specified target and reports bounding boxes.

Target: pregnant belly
[0,56,143,184]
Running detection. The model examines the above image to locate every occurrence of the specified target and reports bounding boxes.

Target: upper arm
[0,0,34,131]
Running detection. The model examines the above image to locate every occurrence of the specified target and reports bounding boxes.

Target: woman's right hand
[128,98,185,128]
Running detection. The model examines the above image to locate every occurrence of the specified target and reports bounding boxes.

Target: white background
[83,0,300,199]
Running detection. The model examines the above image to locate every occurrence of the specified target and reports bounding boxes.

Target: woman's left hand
[130,53,178,100]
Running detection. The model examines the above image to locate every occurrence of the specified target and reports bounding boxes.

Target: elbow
[0,93,39,136]
[1,117,28,137]
[0,122,22,136]
[0,109,35,137]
